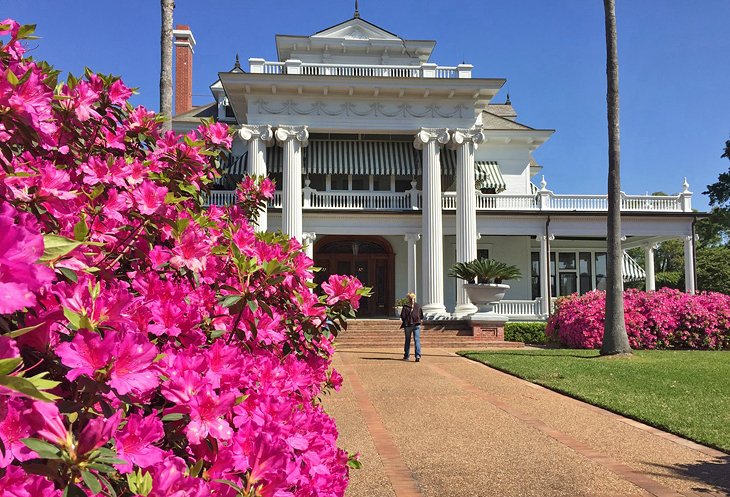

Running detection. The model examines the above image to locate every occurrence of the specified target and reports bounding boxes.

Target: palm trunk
[159,0,174,130]
[601,0,632,355]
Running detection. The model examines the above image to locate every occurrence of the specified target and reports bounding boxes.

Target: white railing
[208,190,688,213]
[206,190,237,206]
[250,59,470,79]
[493,299,544,320]
[308,191,411,210]
[476,193,538,210]
[300,63,421,78]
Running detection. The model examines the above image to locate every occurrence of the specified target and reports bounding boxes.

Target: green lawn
[458,349,730,453]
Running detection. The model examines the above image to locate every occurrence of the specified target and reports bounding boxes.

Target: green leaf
[347,458,363,469]
[0,375,57,401]
[6,70,19,86]
[40,234,84,262]
[0,358,22,376]
[58,267,78,283]
[161,413,184,422]
[189,459,204,478]
[26,372,61,394]
[81,470,102,494]
[213,479,243,493]
[95,455,127,465]
[73,215,89,241]
[64,482,87,497]
[219,295,242,308]
[21,438,62,459]
[86,462,115,473]
[16,24,37,40]
[63,307,82,329]
[247,300,259,313]
[95,474,116,497]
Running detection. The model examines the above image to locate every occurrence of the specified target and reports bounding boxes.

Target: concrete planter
[394,306,403,317]
[463,283,510,312]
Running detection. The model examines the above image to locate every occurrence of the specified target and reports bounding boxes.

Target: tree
[159,0,174,130]
[697,246,730,294]
[601,0,632,356]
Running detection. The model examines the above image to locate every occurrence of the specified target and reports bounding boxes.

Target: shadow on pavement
[646,455,730,495]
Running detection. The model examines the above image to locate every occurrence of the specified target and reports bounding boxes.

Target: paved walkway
[324,347,730,497]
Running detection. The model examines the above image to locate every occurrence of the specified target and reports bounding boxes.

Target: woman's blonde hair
[407,292,416,300]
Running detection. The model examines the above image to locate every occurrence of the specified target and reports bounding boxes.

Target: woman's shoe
[415,356,420,362]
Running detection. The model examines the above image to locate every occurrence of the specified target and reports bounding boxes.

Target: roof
[172,102,216,123]
[486,103,517,119]
[481,110,534,131]
[313,15,399,38]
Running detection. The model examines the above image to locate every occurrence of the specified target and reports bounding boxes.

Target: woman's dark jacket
[400,302,424,328]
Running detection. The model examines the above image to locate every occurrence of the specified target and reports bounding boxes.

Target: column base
[453,303,478,319]
[422,303,448,319]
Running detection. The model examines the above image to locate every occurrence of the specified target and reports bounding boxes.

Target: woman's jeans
[403,325,421,359]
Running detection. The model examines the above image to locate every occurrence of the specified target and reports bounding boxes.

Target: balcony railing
[492,299,545,320]
[206,189,691,212]
[248,58,472,79]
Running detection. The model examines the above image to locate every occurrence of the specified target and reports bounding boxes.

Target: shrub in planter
[0,21,366,497]
[504,322,547,344]
[547,288,730,350]
[449,258,522,284]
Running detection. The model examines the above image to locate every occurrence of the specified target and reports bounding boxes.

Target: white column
[414,128,450,316]
[684,235,696,294]
[302,232,316,259]
[239,124,272,231]
[644,244,656,291]
[404,233,420,295]
[275,125,308,242]
[452,129,485,317]
[539,234,551,316]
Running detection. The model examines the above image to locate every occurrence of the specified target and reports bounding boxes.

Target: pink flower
[197,122,232,147]
[133,180,168,215]
[0,465,61,497]
[109,332,159,396]
[170,224,209,273]
[56,329,114,381]
[108,79,132,106]
[76,411,122,455]
[0,203,55,314]
[322,274,364,310]
[28,401,70,448]
[114,412,166,473]
[185,387,235,445]
[0,398,35,467]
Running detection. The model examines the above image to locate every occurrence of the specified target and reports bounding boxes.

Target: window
[579,252,592,295]
[477,248,490,260]
[531,252,541,299]
[373,175,391,191]
[351,175,369,191]
[595,252,607,291]
[306,174,326,191]
[395,175,420,192]
[330,174,348,191]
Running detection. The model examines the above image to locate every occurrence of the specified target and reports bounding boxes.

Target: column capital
[450,128,486,149]
[404,233,421,243]
[414,128,450,149]
[302,232,317,244]
[239,124,273,142]
[275,125,309,146]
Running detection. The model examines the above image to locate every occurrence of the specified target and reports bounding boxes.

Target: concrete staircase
[334,319,523,349]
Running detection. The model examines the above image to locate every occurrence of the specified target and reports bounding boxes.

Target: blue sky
[7,1,730,210]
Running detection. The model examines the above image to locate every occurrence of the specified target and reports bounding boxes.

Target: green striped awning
[307,141,420,175]
[226,142,504,189]
[622,251,646,283]
[475,161,506,192]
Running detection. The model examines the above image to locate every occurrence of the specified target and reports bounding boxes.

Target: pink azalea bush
[0,20,366,497]
[547,288,730,349]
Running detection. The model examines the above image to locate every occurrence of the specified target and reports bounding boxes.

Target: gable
[312,17,400,41]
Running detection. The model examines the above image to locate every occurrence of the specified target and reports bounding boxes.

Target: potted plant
[449,258,522,313]
[394,296,410,317]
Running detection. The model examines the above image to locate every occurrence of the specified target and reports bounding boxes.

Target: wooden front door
[314,236,394,317]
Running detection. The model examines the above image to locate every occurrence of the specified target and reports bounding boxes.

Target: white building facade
[173,14,699,320]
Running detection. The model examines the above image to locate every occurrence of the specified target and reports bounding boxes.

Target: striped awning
[622,251,646,282]
[226,141,504,188]
[307,141,419,175]
[475,161,506,192]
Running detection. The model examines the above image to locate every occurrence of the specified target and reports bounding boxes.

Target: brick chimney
[173,24,196,115]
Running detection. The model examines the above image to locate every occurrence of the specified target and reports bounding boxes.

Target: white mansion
[172,13,699,320]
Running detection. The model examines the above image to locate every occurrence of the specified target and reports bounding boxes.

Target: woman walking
[399,292,423,362]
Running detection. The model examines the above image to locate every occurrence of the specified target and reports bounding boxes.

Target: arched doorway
[314,236,395,317]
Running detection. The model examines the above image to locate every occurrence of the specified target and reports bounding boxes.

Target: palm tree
[601,0,632,356]
[159,0,175,130]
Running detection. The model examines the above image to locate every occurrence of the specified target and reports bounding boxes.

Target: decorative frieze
[253,99,468,119]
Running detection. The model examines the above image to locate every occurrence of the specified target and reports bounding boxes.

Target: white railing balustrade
[206,190,237,206]
[250,59,466,79]
[309,191,411,210]
[208,188,687,213]
[492,299,544,319]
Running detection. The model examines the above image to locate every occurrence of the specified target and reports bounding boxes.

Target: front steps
[334,319,523,349]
